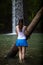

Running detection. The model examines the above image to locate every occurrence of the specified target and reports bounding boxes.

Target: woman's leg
[18,47,22,62]
[22,47,26,61]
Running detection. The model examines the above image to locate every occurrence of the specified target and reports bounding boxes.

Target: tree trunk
[26,7,43,39]
[5,7,43,58]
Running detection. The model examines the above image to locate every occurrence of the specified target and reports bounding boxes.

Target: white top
[16,26,26,39]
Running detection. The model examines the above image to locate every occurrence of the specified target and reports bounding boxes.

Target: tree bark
[6,7,43,58]
[25,7,43,39]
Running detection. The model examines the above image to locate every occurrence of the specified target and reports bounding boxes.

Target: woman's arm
[24,26,30,39]
[16,26,18,35]
[23,26,27,31]
[23,26,29,35]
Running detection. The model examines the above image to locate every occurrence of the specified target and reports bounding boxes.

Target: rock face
[0,0,12,33]
[0,0,24,33]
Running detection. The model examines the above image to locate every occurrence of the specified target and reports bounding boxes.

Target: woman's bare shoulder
[16,25,19,28]
[23,25,27,28]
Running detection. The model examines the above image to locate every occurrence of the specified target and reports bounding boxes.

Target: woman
[16,19,28,63]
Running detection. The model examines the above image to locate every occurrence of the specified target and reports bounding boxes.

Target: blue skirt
[16,39,28,47]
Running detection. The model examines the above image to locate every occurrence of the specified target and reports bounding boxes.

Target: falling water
[12,0,16,34]
[12,0,23,34]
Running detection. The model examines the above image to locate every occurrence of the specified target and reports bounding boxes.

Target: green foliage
[24,0,41,22]
[24,0,42,32]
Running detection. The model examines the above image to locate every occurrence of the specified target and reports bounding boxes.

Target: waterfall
[12,0,23,34]
[12,0,16,34]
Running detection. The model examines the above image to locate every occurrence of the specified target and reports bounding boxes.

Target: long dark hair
[18,19,23,25]
[18,19,24,31]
